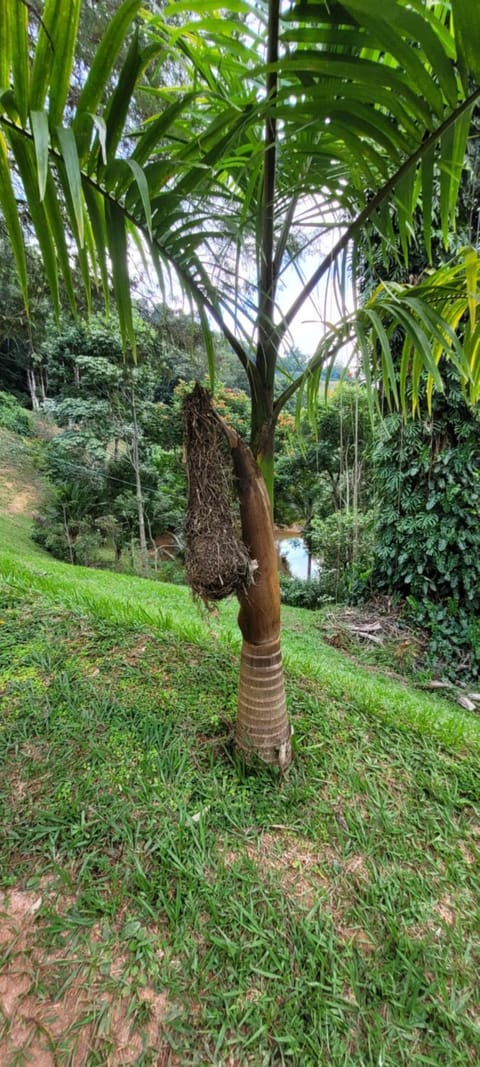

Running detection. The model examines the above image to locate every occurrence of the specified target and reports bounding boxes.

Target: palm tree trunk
[130,386,149,572]
[229,433,292,769]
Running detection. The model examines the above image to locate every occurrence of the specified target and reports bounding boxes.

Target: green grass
[0,430,479,1064]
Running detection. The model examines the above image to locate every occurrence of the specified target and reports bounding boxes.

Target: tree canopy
[1,0,480,431]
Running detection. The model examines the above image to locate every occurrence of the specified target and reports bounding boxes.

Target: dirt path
[0,430,42,518]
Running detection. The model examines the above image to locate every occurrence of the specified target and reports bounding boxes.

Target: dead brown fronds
[183,384,255,603]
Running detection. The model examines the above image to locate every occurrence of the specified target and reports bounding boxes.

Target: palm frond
[0,0,479,410]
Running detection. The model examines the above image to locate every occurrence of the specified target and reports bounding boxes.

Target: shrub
[280,574,333,610]
[0,391,33,435]
[372,389,480,680]
[307,509,375,600]
[156,559,186,585]
[32,511,102,565]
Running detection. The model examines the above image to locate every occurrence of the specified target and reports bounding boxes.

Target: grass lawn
[0,429,479,1065]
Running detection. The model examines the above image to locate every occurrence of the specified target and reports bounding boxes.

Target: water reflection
[275,532,319,581]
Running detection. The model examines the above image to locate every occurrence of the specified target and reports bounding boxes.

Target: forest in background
[2,234,480,687]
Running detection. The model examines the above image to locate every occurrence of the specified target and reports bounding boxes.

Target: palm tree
[1,0,480,766]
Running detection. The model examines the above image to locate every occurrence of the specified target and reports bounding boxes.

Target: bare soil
[0,888,172,1066]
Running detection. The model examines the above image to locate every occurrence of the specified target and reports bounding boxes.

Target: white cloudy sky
[132,219,354,363]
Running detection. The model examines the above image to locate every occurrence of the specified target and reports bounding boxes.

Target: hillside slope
[1,424,479,750]
[0,425,46,550]
[0,426,479,1065]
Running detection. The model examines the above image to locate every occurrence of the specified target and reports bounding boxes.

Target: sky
[132,217,354,365]
[280,252,354,360]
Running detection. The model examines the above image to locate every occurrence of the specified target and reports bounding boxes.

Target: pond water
[275,532,319,581]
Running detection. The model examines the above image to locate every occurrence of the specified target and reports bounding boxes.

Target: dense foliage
[2,0,480,689]
[309,509,376,600]
[29,315,187,567]
[0,390,33,436]
[373,373,480,678]
[275,385,375,599]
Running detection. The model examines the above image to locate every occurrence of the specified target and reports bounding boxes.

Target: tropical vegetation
[0,427,480,1063]
[372,370,480,679]
[1,0,480,764]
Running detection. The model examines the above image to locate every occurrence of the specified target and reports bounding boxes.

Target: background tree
[34,314,187,567]
[372,371,480,679]
[0,226,54,406]
[275,385,373,527]
[358,112,480,678]
[1,0,480,765]
[275,384,375,593]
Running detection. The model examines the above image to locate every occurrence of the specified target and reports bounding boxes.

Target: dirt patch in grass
[254,831,337,907]
[0,431,51,563]
[7,487,38,516]
[406,889,469,946]
[432,894,457,928]
[0,887,173,1065]
[123,635,154,666]
[226,831,374,949]
[6,746,51,812]
[458,840,478,865]
[0,432,42,519]
[336,924,376,952]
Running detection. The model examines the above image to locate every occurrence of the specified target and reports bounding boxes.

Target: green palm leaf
[452,0,480,86]
[0,0,479,415]
[10,0,29,126]
[82,180,110,308]
[43,173,77,315]
[105,198,135,355]
[0,131,28,311]
[30,110,50,202]
[73,0,143,161]
[56,126,84,246]
[8,129,60,317]
[47,0,82,127]
[0,0,12,92]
